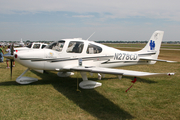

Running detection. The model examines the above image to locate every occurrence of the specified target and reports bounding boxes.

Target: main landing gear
[79,72,102,89]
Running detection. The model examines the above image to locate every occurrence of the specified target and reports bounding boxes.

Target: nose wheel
[16,68,38,84]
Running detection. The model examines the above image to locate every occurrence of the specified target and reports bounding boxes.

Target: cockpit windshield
[26,43,32,48]
[46,40,65,52]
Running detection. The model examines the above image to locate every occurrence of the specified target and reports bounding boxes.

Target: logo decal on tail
[150,40,155,50]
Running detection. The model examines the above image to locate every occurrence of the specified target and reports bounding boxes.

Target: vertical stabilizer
[139,31,164,60]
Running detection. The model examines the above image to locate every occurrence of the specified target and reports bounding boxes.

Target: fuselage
[14,39,152,71]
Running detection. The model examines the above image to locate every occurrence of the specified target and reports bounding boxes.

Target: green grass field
[0,45,180,120]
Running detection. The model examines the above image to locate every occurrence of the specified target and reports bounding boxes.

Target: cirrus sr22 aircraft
[4,31,175,90]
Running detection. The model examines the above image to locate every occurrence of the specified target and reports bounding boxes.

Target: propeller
[10,44,14,79]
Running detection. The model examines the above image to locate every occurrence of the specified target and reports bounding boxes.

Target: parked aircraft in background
[15,42,48,51]
[19,39,24,47]
[4,31,175,90]
[14,39,24,47]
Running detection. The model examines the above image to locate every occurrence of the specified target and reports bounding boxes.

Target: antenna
[87,32,95,40]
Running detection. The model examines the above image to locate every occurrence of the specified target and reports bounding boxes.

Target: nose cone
[15,49,45,69]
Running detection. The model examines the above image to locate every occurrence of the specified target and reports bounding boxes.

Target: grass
[0,46,180,120]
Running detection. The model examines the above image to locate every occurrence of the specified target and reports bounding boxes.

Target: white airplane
[14,38,24,47]
[4,31,175,90]
[15,42,48,51]
[19,39,24,47]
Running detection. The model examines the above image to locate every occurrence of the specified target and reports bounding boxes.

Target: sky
[0,0,180,41]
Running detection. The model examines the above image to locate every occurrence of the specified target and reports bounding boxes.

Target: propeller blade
[10,59,13,79]
[11,44,14,55]
[10,44,14,79]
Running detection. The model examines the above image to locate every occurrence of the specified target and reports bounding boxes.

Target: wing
[63,66,175,77]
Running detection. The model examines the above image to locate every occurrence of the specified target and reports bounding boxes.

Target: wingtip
[167,73,175,76]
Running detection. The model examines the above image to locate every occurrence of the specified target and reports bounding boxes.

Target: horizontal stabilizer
[140,57,177,63]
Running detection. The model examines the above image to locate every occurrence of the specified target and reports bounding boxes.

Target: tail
[138,31,164,64]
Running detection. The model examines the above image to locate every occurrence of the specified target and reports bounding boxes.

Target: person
[0,45,4,62]
[6,45,15,68]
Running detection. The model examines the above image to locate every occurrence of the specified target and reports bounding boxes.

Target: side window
[86,44,102,54]
[33,44,40,49]
[67,41,84,53]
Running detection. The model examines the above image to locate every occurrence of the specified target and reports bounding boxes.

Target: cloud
[1,0,180,21]
[0,0,180,41]
[72,15,94,18]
